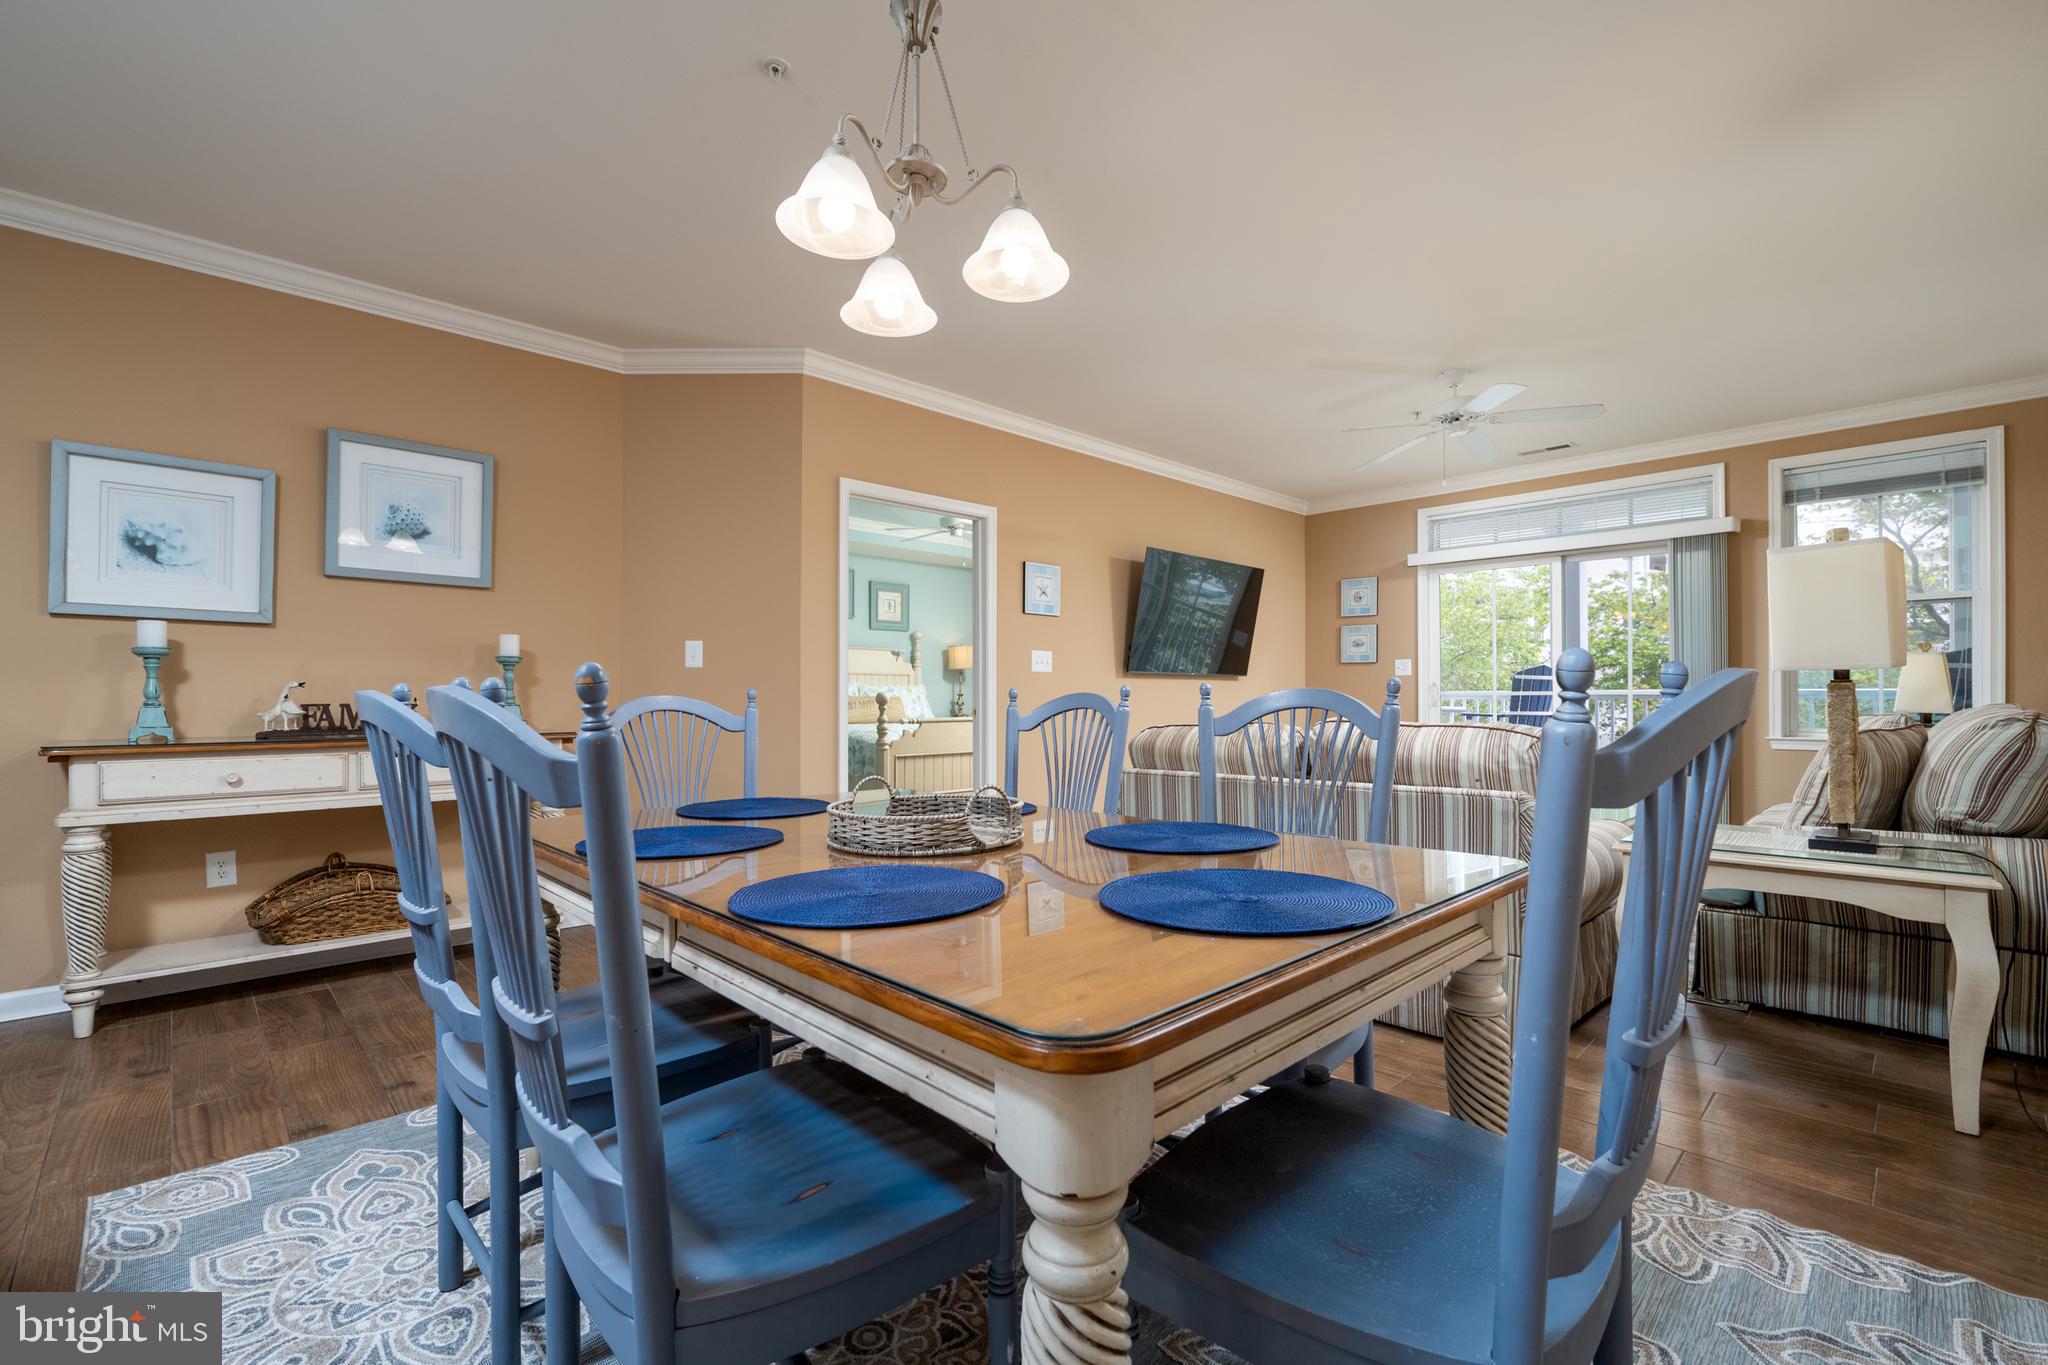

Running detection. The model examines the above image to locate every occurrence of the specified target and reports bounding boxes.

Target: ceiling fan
[1345,369,1607,469]
[897,514,975,544]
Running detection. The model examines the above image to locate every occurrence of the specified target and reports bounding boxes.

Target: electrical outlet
[1395,658,1413,677]
[684,640,704,668]
[1031,650,1053,673]
[205,850,237,888]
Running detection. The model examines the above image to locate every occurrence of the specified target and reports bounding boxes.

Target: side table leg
[1944,890,1998,1137]
[60,825,113,1039]
[1444,940,1513,1136]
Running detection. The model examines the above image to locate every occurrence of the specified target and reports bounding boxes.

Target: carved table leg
[1443,932,1513,1136]
[995,1063,1152,1365]
[60,825,113,1039]
[1943,889,1998,1136]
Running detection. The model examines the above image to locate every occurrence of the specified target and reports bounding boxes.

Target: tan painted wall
[0,227,626,995]
[1303,398,2048,819]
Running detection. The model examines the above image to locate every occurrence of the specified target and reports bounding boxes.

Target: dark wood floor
[3,927,2045,1299]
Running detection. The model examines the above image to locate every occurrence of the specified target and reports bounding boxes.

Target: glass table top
[1622,822,1998,881]
[532,805,1525,1050]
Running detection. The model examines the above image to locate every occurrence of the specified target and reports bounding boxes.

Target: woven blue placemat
[1097,869,1395,936]
[675,796,830,821]
[729,866,1007,929]
[1084,821,1279,854]
[577,825,784,860]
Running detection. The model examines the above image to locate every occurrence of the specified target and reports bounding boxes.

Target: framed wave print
[1340,623,1378,664]
[325,429,494,588]
[48,440,276,623]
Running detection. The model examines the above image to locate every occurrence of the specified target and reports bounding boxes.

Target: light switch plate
[1394,658,1413,677]
[1032,819,1048,843]
[205,850,237,888]
[684,640,704,668]
[1031,650,1053,673]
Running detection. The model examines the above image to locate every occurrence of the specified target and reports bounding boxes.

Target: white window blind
[1411,466,1733,565]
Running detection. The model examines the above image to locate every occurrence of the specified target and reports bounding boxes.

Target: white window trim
[1764,427,2005,750]
[1407,462,1735,567]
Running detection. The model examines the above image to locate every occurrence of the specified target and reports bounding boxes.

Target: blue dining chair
[1198,682,1400,1084]
[427,667,1018,1365]
[1004,686,1132,813]
[362,682,766,1363]
[614,689,758,812]
[1121,653,1756,1365]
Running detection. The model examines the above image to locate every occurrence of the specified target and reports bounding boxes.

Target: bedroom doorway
[838,480,999,795]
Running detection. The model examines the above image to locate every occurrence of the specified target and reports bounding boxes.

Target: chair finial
[1200,682,1212,702]
[1660,660,1690,700]
[1384,676,1402,704]
[480,676,505,704]
[452,676,473,691]
[746,687,758,704]
[1118,684,1131,704]
[1008,687,1019,705]
[576,662,612,729]
[392,682,412,706]
[1555,649,1595,723]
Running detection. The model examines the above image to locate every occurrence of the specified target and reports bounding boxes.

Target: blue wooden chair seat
[553,1054,1002,1339]
[1125,1078,1606,1364]
[440,972,759,1130]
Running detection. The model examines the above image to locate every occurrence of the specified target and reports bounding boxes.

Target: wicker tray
[245,852,408,945]
[827,778,1023,858]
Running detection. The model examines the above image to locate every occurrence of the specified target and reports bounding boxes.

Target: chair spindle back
[1197,682,1401,841]
[1005,687,1132,813]
[614,690,758,812]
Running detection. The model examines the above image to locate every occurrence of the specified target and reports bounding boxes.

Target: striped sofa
[1695,705,2048,1059]
[1120,720,1630,1037]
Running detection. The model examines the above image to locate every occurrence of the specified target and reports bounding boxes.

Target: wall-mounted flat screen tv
[1126,547,1264,676]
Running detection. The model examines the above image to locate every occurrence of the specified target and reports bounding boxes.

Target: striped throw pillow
[1902,704,2048,837]
[1781,713,1926,831]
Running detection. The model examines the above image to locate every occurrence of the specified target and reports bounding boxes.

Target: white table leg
[1442,922,1513,1136]
[995,1063,1153,1365]
[60,824,112,1039]
[1944,889,1998,1136]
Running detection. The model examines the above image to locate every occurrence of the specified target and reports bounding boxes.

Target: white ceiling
[3,1,2045,507]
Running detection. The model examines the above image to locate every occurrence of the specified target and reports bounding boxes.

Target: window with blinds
[1411,465,1731,564]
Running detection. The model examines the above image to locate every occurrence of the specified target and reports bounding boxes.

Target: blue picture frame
[48,440,277,624]
[868,580,911,632]
[1340,623,1378,664]
[325,429,495,588]
[1339,576,1378,618]
[1024,561,1062,617]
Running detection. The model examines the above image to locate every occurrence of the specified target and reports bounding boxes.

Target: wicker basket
[827,778,1023,857]
[245,852,408,945]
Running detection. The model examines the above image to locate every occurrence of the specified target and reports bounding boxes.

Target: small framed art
[48,440,277,623]
[1340,623,1378,664]
[1024,561,1061,617]
[1339,576,1378,617]
[326,429,494,588]
[869,580,910,631]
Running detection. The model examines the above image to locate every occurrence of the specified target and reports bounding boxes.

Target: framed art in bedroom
[48,439,277,623]
[325,429,494,588]
[869,579,911,631]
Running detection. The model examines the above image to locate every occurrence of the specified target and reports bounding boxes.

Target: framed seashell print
[48,439,277,623]
[325,429,494,588]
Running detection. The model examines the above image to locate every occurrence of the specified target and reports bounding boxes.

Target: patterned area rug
[80,1108,2048,1364]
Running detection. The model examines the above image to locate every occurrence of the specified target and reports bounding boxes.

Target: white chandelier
[775,0,1068,338]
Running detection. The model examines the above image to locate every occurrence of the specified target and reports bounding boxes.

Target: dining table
[533,800,1528,1365]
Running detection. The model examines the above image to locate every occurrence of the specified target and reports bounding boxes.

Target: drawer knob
[222,773,244,788]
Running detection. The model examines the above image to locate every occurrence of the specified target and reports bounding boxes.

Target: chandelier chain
[929,36,973,177]
[880,43,910,151]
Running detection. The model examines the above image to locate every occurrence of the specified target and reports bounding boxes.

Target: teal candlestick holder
[495,653,523,718]
[129,645,176,744]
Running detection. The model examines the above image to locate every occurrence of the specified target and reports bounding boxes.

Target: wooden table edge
[533,839,1526,1075]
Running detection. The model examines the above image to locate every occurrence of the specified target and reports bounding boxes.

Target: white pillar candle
[498,633,521,657]
[135,619,168,648]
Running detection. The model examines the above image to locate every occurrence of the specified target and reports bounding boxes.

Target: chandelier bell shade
[840,252,938,337]
[774,140,897,259]
[962,201,1069,302]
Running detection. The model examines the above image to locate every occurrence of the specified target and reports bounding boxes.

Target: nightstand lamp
[1893,643,1955,725]
[944,643,973,717]
[1767,528,1906,853]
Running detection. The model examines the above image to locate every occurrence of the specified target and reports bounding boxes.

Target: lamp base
[1809,825,1880,855]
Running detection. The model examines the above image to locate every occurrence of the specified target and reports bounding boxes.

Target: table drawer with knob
[96,753,350,805]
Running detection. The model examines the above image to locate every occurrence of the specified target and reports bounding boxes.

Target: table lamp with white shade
[1893,643,1956,725]
[1767,528,1907,853]
[943,643,973,717]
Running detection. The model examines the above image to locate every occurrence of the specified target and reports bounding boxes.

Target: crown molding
[1305,373,2048,515]
[619,347,810,374]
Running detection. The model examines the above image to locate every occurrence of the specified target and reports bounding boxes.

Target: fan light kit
[1345,370,1609,470]
[775,0,1068,338]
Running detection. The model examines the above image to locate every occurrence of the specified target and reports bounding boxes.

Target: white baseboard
[0,985,67,1023]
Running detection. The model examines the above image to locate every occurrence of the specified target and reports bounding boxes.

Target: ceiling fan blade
[1426,394,1467,419]
[1464,382,1527,414]
[1339,420,1428,433]
[1488,403,1607,424]
[1354,432,1430,470]
[1454,427,1506,461]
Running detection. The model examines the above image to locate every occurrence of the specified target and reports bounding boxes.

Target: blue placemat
[675,796,830,821]
[1084,821,1278,854]
[577,825,784,860]
[1097,869,1395,936]
[728,866,1007,929]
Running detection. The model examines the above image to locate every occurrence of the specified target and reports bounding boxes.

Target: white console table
[42,732,571,1038]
